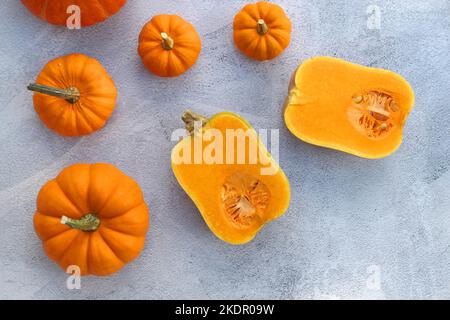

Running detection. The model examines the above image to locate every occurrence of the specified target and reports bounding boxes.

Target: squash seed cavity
[221,172,270,228]
[348,91,400,139]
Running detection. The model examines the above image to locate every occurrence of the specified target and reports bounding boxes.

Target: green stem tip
[256,19,269,35]
[27,83,80,104]
[61,213,100,232]
[182,109,208,135]
[161,32,174,50]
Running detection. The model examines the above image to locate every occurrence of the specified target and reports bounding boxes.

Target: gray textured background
[0,0,449,299]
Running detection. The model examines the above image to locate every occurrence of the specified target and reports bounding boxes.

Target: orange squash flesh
[284,57,415,158]
[171,111,290,244]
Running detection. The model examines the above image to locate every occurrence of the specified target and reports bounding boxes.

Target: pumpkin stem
[161,32,174,50]
[182,110,208,134]
[256,19,269,35]
[61,213,100,232]
[27,83,80,104]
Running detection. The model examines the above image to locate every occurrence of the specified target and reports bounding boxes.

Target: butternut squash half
[284,57,415,158]
[171,111,290,244]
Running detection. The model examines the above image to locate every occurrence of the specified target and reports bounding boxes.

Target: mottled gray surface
[0,0,449,300]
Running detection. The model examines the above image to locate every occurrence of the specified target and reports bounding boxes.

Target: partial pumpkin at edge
[21,0,127,27]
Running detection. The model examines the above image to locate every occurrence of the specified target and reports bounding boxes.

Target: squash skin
[284,57,415,158]
[21,0,127,27]
[171,112,291,244]
[31,53,117,137]
[34,163,149,276]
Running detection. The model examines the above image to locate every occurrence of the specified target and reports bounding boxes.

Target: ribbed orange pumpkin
[21,0,127,27]
[138,14,202,77]
[233,1,292,61]
[28,53,117,137]
[34,163,150,276]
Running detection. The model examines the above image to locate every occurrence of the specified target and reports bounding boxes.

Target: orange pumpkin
[34,163,150,276]
[138,14,202,77]
[21,0,127,27]
[28,53,117,137]
[233,1,292,61]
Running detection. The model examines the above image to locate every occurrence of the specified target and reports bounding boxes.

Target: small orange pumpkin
[21,0,127,27]
[233,1,292,61]
[34,163,150,276]
[28,53,117,137]
[138,14,202,77]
